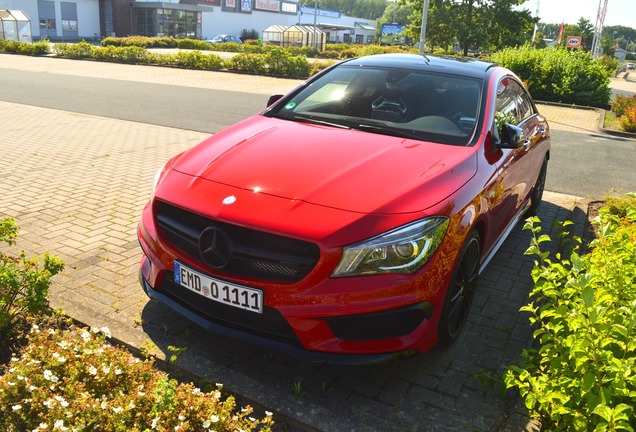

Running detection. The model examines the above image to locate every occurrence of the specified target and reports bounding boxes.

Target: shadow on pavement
[138,199,586,431]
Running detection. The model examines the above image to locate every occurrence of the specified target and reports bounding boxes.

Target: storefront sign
[299,6,340,18]
[281,1,297,14]
[240,0,252,13]
[255,0,280,12]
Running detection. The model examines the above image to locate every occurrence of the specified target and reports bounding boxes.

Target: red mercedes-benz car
[138,54,550,363]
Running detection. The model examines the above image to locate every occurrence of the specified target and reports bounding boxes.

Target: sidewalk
[0,54,595,431]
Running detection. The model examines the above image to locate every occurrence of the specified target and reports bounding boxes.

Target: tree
[403,0,534,55]
[532,31,547,48]
[575,18,594,50]
[600,33,617,57]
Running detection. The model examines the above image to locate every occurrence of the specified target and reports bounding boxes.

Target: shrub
[264,49,311,77]
[339,49,359,59]
[504,195,636,431]
[492,46,612,107]
[171,51,225,70]
[176,38,211,51]
[227,53,266,74]
[611,94,636,117]
[309,59,337,76]
[0,40,50,55]
[619,105,636,133]
[53,41,95,58]
[0,325,274,431]
[0,217,64,344]
[240,29,260,41]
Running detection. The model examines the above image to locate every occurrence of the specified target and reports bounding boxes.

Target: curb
[536,100,636,140]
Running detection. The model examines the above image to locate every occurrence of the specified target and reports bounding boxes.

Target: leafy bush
[170,51,225,70]
[309,59,337,76]
[0,40,50,55]
[0,325,274,431]
[619,105,636,133]
[227,52,267,74]
[504,195,636,431]
[101,36,177,49]
[176,38,212,51]
[492,46,612,107]
[0,218,64,344]
[611,94,636,117]
[240,29,260,41]
[53,41,96,58]
[264,49,311,77]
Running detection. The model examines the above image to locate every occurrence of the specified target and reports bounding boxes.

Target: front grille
[158,272,302,347]
[155,201,320,283]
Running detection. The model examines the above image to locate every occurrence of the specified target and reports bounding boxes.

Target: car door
[485,77,549,237]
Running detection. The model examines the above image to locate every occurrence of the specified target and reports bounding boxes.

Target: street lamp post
[419,0,430,55]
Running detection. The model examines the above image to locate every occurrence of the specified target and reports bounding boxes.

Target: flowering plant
[0,325,274,431]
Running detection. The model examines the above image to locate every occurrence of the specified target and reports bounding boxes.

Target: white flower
[43,400,52,408]
[202,420,211,428]
[43,370,59,383]
[10,357,18,362]
[265,411,273,417]
[178,415,185,421]
[54,396,69,408]
[53,419,68,430]
[115,369,122,375]
[7,381,15,386]
[100,327,112,338]
[210,415,219,423]
[88,366,98,375]
[241,407,249,413]
[101,401,108,410]
[151,418,159,429]
[137,391,146,397]
[39,423,48,430]
[81,330,91,341]
[113,407,123,414]
[102,366,110,374]
[12,405,21,411]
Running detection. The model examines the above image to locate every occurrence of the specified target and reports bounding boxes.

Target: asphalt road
[1,66,635,198]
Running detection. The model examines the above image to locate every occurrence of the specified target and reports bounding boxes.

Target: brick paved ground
[0,55,600,431]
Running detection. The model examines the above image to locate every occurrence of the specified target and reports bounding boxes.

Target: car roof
[342,54,497,79]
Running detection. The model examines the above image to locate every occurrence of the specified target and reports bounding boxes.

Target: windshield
[268,66,483,146]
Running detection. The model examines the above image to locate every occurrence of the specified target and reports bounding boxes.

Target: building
[0,0,376,45]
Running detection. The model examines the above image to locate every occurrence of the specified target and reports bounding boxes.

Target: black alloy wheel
[527,158,548,216]
[438,232,481,345]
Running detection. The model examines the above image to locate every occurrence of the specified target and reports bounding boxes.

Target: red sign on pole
[566,36,582,48]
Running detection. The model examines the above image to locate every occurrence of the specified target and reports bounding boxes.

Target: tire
[526,157,548,217]
[438,231,480,345]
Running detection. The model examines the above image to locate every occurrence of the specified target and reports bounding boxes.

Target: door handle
[523,140,531,151]
[539,127,547,138]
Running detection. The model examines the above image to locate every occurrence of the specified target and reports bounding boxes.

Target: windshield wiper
[275,114,351,129]
[354,124,423,140]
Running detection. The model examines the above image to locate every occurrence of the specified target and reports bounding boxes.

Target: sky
[526,0,636,28]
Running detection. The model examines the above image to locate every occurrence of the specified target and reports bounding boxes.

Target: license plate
[174,262,263,314]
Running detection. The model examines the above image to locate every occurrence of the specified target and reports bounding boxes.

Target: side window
[494,78,534,129]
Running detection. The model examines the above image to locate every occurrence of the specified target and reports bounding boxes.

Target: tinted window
[495,78,535,126]
[269,66,483,146]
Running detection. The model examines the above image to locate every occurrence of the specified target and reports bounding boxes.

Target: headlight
[150,158,176,198]
[332,217,449,277]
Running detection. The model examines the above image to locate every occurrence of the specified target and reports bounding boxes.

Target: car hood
[171,116,477,214]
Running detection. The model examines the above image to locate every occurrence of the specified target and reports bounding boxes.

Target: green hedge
[504,194,636,431]
[492,46,612,107]
[52,41,313,78]
[0,39,50,55]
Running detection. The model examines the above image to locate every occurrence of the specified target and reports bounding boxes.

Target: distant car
[627,63,635,70]
[205,34,242,44]
[138,54,551,363]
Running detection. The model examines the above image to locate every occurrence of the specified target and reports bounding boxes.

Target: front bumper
[139,268,422,365]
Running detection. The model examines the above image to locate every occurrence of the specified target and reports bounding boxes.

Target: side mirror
[497,123,524,149]
[267,94,284,107]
